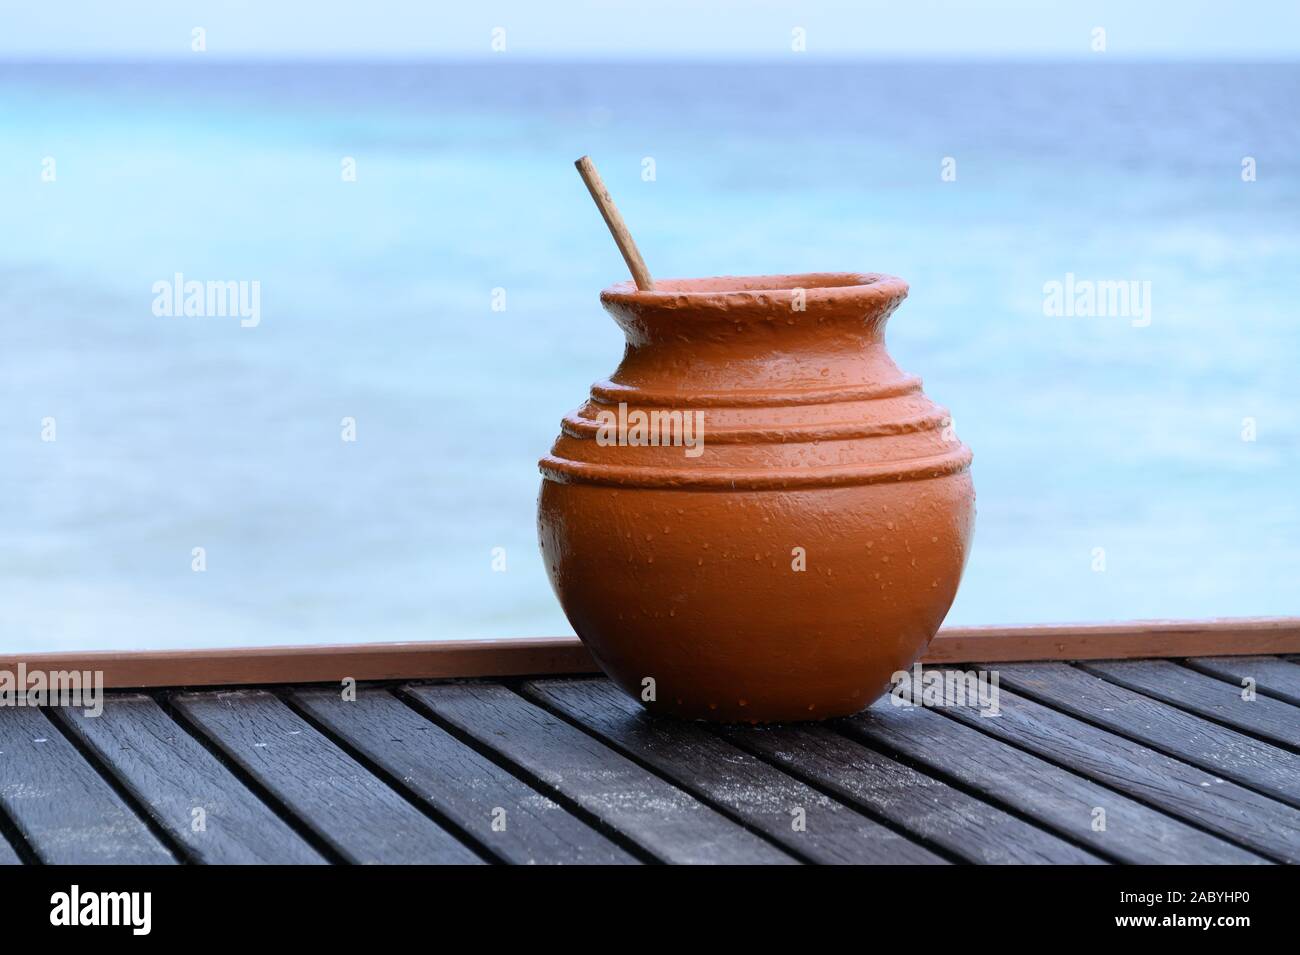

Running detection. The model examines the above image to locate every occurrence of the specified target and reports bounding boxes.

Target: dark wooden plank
[994,662,1300,808]
[1082,659,1300,749]
[0,707,176,864]
[289,686,636,865]
[722,723,1104,863]
[172,689,481,864]
[1185,656,1300,708]
[404,682,796,864]
[843,700,1267,864]
[52,693,326,864]
[930,679,1300,863]
[523,677,945,864]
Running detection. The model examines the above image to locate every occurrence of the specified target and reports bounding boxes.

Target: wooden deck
[1,656,1297,865]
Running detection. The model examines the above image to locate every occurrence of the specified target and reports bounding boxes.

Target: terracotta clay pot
[538,273,974,722]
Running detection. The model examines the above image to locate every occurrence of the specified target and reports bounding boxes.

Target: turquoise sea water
[1,62,1297,651]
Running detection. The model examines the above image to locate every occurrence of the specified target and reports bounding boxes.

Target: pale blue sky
[2,0,1298,60]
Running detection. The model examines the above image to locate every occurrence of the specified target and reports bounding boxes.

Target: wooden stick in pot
[574,155,655,292]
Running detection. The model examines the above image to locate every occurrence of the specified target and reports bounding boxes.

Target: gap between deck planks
[1,659,1297,865]
[169,690,482,865]
[988,663,1300,808]
[841,700,1267,864]
[402,682,799,864]
[1081,659,1300,749]
[53,694,327,864]
[286,686,637,864]
[0,706,176,864]
[521,677,1099,863]
[1184,655,1300,707]
[908,671,1298,862]
[518,678,949,864]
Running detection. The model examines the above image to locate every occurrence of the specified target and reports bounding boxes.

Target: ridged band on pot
[538,273,975,723]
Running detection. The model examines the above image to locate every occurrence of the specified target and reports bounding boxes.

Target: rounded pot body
[538,273,974,722]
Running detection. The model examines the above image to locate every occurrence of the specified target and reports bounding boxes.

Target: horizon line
[3,54,1298,65]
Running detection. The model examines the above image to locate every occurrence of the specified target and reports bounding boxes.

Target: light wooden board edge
[3,617,1297,689]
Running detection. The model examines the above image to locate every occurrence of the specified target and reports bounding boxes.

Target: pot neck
[597,273,911,399]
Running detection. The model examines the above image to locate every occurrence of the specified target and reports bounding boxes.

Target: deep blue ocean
[1,62,1297,651]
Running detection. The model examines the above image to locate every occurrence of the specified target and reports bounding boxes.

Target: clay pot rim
[601,272,907,308]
